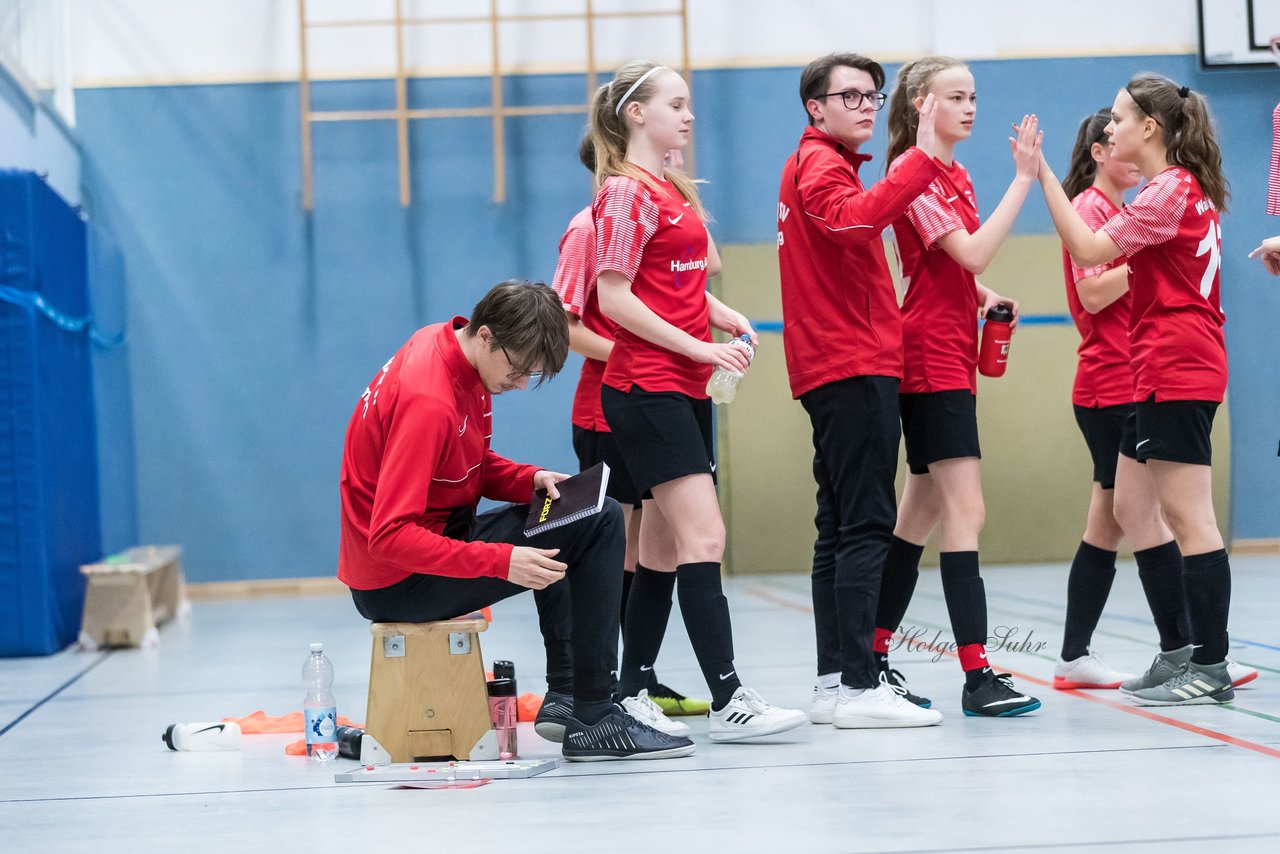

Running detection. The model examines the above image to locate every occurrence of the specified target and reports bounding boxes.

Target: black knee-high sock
[1184,549,1231,665]
[625,566,664,693]
[676,562,741,709]
[620,568,635,631]
[1061,541,1118,660]
[876,536,924,637]
[940,552,989,687]
[618,566,674,698]
[1135,541,1191,651]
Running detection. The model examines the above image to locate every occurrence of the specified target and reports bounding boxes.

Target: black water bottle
[335,725,364,760]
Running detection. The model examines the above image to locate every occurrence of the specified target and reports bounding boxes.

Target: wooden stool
[365,619,498,762]
[78,545,189,650]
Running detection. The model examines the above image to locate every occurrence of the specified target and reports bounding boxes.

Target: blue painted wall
[73,55,1280,581]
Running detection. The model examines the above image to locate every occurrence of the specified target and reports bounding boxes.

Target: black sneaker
[962,671,1041,717]
[562,706,696,762]
[880,664,932,709]
[533,691,574,743]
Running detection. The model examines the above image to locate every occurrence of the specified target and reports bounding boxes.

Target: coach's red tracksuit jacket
[777,127,940,399]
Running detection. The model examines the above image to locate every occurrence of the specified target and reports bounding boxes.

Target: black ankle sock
[1061,541,1118,660]
[964,667,992,691]
[574,698,612,725]
[874,651,889,670]
[876,536,925,634]
[676,562,741,708]
[620,568,635,631]
[1184,549,1231,664]
[618,566,675,697]
[939,551,987,647]
[1135,541,1192,651]
[545,664,574,696]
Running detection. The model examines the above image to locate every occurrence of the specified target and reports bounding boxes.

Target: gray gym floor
[3,556,1279,852]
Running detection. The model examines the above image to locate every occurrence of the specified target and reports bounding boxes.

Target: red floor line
[743,584,1280,761]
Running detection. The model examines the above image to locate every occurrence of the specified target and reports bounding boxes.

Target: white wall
[48,0,1199,88]
[0,62,80,205]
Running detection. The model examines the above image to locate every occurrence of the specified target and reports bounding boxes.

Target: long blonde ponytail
[588,60,708,220]
[885,56,966,171]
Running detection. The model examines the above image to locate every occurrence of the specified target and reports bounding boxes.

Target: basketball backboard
[1198,0,1280,68]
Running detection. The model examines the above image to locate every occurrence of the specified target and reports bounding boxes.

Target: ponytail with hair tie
[1124,73,1229,212]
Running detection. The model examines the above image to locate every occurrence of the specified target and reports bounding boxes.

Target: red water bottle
[978,304,1014,377]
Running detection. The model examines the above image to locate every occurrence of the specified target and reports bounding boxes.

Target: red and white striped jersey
[892,157,981,394]
[1062,187,1134,408]
[1269,102,1280,216]
[1101,166,1227,403]
[593,170,712,398]
[552,205,613,431]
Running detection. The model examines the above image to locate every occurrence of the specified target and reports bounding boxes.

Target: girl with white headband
[591,60,807,744]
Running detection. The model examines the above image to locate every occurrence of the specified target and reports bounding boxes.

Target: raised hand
[1009,114,1043,179]
[915,93,941,160]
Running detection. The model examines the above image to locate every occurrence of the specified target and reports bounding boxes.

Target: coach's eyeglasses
[500,346,542,383]
[817,89,887,111]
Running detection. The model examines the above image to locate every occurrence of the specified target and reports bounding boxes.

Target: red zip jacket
[338,319,540,590]
[778,127,940,399]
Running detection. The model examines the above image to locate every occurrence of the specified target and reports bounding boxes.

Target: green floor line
[1220,705,1280,724]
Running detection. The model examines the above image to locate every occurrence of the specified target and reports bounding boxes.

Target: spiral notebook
[523,463,611,536]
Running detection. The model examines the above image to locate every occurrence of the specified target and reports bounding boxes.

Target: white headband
[614,66,668,116]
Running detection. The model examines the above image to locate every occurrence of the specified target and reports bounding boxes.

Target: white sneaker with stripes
[709,687,807,743]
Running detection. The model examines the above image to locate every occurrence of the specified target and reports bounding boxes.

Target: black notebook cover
[523,462,611,536]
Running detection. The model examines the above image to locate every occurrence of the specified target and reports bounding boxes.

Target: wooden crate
[78,546,189,649]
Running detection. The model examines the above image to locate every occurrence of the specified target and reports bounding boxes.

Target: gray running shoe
[1129,660,1234,706]
[1119,644,1192,695]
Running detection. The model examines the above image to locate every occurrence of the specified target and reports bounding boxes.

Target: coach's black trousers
[350,500,624,703]
[801,376,901,689]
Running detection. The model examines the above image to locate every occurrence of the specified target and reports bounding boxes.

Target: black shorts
[572,425,642,508]
[1073,403,1131,489]
[1119,395,1217,466]
[600,385,716,498]
[899,390,981,475]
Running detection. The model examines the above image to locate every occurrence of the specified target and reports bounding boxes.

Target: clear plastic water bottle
[706,334,755,405]
[302,642,338,762]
